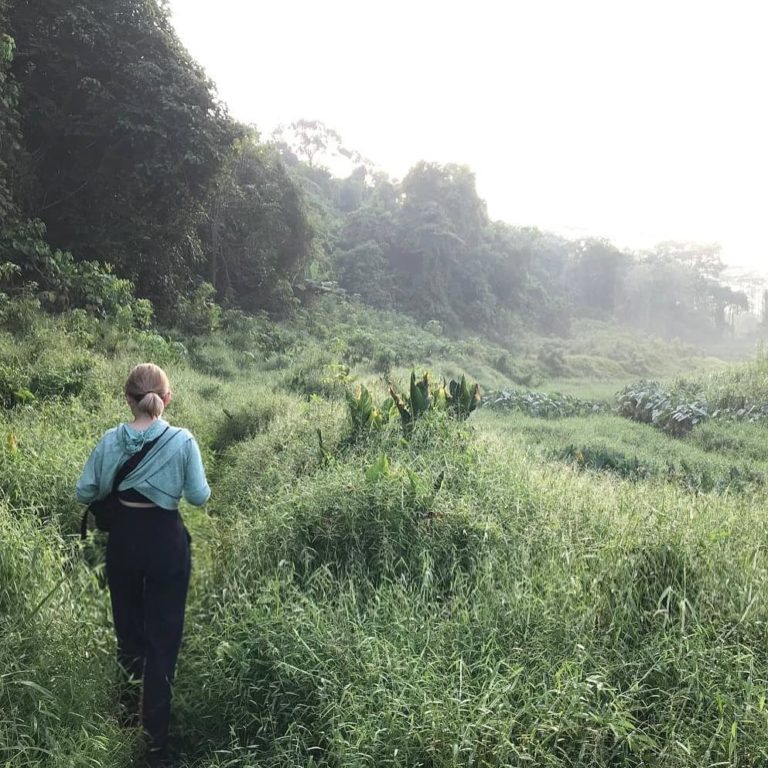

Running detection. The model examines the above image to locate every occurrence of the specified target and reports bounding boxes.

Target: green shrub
[0,292,42,335]
[0,219,140,319]
[176,282,221,336]
[617,380,708,436]
[485,388,607,418]
[187,338,239,379]
[558,444,651,480]
[385,371,481,435]
[344,330,376,363]
[372,347,396,375]
[286,349,350,400]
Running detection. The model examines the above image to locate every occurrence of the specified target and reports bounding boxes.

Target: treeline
[0,0,755,344]
[275,123,753,343]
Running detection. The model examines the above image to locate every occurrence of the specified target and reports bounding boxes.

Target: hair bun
[125,364,170,419]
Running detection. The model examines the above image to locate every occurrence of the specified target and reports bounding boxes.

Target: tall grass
[2,305,768,766]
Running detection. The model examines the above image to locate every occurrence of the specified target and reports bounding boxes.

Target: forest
[3,2,768,767]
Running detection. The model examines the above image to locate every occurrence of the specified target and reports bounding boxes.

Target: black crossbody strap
[110,426,170,494]
[80,426,172,540]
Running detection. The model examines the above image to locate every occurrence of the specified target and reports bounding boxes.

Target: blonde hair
[125,363,170,419]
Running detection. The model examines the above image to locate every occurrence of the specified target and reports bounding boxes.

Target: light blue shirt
[76,418,210,510]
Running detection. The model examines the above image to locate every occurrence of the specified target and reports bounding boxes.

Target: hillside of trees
[1,0,764,348]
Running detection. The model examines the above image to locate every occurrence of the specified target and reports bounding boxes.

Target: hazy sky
[168,0,767,272]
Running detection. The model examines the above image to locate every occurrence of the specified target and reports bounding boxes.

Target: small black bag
[81,427,169,539]
[88,493,121,534]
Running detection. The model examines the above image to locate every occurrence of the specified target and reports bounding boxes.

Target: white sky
[168,0,768,272]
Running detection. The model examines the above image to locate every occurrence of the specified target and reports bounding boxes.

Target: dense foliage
[0,0,312,317]
[202,136,312,314]
[265,120,757,344]
[618,351,768,435]
[1,0,762,344]
[327,168,753,341]
[8,0,237,299]
[0,4,21,223]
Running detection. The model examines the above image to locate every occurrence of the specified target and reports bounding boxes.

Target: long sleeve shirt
[76,418,210,510]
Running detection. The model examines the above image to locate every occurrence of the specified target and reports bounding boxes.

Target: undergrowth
[2,302,768,767]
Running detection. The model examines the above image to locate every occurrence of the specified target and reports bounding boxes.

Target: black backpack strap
[111,426,170,494]
[81,426,169,539]
[80,505,89,540]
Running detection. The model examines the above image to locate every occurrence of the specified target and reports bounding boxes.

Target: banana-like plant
[346,384,383,433]
[349,371,481,440]
[446,375,481,420]
[388,371,432,432]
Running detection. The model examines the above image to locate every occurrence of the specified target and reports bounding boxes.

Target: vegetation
[4,2,768,766]
[1,299,768,767]
[618,351,768,435]
[485,388,608,418]
[2,2,765,344]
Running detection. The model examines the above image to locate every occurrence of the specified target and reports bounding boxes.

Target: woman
[76,363,210,766]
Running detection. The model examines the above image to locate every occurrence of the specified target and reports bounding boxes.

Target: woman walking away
[76,364,210,767]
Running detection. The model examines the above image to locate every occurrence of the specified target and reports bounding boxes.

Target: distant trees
[568,239,630,317]
[618,243,750,340]
[312,154,752,342]
[0,0,756,341]
[272,119,369,172]
[204,134,312,314]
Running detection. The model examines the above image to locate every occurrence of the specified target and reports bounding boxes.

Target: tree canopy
[0,3,756,342]
[1,0,312,318]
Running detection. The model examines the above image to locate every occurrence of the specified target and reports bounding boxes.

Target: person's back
[76,363,209,767]
[77,419,210,510]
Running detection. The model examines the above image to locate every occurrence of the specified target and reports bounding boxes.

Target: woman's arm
[75,438,106,503]
[183,437,211,506]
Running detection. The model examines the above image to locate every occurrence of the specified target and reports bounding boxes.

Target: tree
[763,289,768,327]
[568,238,630,316]
[621,256,695,335]
[0,12,22,222]
[333,240,393,308]
[622,246,749,341]
[272,119,370,172]
[204,134,312,314]
[9,0,238,304]
[400,162,487,248]
[707,282,749,335]
[480,222,533,311]
[654,241,725,279]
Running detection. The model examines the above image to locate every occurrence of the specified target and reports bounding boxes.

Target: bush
[0,219,140,319]
[373,347,396,375]
[211,390,295,451]
[558,444,651,480]
[186,338,239,379]
[176,282,221,336]
[344,330,376,363]
[617,380,708,436]
[485,388,607,418]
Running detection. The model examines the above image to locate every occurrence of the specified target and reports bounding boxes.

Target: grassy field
[2,299,768,767]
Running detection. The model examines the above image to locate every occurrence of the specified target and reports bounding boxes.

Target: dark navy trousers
[106,506,191,749]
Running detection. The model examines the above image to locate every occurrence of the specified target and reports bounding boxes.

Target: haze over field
[168,0,768,272]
